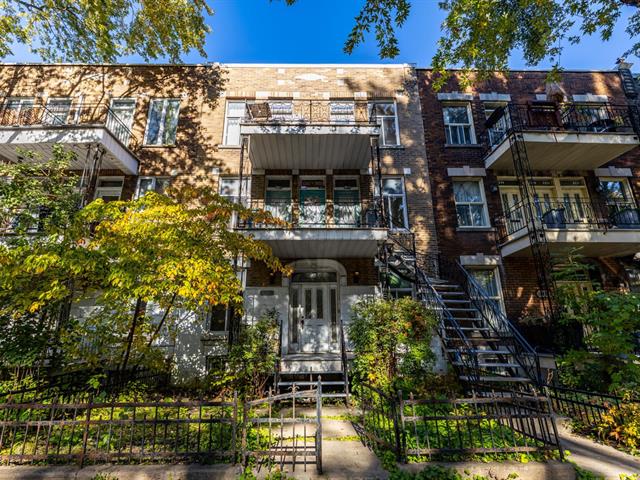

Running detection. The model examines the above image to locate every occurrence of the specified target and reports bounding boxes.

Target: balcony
[237,199,388,258]
[497,197,640,257]
[484,102,640,171]
[239,100,381,170]
[0,103,139,175]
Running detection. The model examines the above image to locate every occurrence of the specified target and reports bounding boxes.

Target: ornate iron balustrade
[0,102,139,150]
[496,197,640,243]
[237,199,383,229]
[484,102,640,149]
[242,99,377,125]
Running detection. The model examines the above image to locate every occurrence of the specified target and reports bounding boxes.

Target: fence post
[397,390,406,463]
[232,391,238,464]
[390,390,403,463]
[241,400,248,468]
[78,395,93,468]
[543,385,565,461]
[316,378,323,474]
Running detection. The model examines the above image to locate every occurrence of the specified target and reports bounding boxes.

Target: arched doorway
[286,259,346,354]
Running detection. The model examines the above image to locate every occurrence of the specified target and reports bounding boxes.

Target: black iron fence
[356,384,563,462]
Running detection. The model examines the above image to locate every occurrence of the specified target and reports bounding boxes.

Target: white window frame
[380,176,409,230]
[369,101,400,146]
[44,97,73,125]
[94,176,124,201]
[452,178,490,228]
[598,177,636,207]
[107,98,136,144]
[135,176,171,199]
[143,98,180,146]
[467,266,506,314]
[222,100,247,146]
[443,103,476,145]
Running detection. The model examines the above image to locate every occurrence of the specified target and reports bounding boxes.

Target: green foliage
[573,465,604,480]
[0,0,212,62]
[208,310,280,398]
[389,465,520,480]
[348,297,437,393]
[597,398,640,455]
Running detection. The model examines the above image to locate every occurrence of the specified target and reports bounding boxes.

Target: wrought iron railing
[444,259,543,386]
[242,99,377,125]
[237,199,382,229]
[0,102,138,150]
[485,102,640,148]
[497,197,640,243]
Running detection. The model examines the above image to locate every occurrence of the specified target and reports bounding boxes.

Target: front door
[290,278,338,353]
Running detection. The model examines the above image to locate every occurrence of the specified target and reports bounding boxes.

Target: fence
[356,384,563,462]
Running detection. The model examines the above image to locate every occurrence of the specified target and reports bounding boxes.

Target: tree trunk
[145,293,177,350]
[121,297,143,372]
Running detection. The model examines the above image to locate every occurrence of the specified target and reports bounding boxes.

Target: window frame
[207,304,232,336]
[443,103,476,145]
[369,101,401,146]
[135,176,171,199]
[222,100,247,146]
[380,176,410,230]
[218,176,251,206]
[598,177,636,207]
[2,97,36,125]
[94,176,124,201]
[143,98,181,146]
[466,266,506,314]
[44,97,73,125]
[452,178,490,229]
[107,98,137,144]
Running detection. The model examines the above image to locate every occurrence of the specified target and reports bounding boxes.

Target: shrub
[348,297,438,393]
[597,397,640,455]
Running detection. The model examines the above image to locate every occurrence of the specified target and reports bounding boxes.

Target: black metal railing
[445,259,543,386]
[497,197,640,243]
[0,102,138,150]
[485,102,640,148]
[356,384,563,462]
[237,199,383,229]
[242,99,377,125]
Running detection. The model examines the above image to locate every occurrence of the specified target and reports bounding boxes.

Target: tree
[0,0,212,62]
[0,150,289,372]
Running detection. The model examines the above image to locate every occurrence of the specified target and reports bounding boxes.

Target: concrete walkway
[558,420,640,479]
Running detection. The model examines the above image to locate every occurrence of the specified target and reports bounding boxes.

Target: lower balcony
[497,198,640,257]
[237,200,388,258]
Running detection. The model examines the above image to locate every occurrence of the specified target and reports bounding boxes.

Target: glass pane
[444,106,470,124]
[382,178,403,195]
[304,289,312,318]
[291,272,337,283]
[219,178,240,197]
[330,289,337,342]
[382,116,397,145]
[267,178,291,189]
[600,180,628,204]
[227,101,246,117]
[162,100,180,144]
[469,204,487,226]
[453,182,482,202]
[137,178,154,196]
[387,196,406,228]
[225,117,241,145]
[373,103,395,116]
[335,178,358,190]
[107,99,135,143]
[291,288,299,343]
[456,205,472,227]
[316,288,324,319]
[45,99,71,125]
[209,305,227,332]
[145,100,163,144]
[156,178,171,193]
[471,270,499,297]
[97,179,124,188]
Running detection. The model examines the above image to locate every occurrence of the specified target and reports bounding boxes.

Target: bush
[597,397,640,455]
[348,297,438,393]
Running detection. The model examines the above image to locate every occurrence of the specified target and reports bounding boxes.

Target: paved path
[558,420,640,479]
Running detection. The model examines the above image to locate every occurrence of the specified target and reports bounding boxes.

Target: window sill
[444,143,484,149]
[380,145,404,150]
[218,145,242,150]
[456,227,495,232]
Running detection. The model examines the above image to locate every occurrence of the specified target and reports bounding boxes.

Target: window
[144,99,180,145]
[265,177,292,221]
[330,102,355,123]
[218,177,250,206]
[453,180,489,227]
[44,98,72,125]
[370,102,400,146]
[468,268,505,313]
[381,177,408,229]
[483,102,509,146]
[94,177,124,202]
[208,304,231,334]
[443,104,475,145]
[575,103,610,131]
[107,98,136,145]
[334,178,360,226]
[599,178,635,207]
[1,98,35,125]
[223,101,246,145]
[136,177,171,198]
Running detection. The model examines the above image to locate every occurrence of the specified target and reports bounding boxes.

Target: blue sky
[5,0,638,70]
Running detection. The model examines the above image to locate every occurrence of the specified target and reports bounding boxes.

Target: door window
[468,268,505,313]
[107,98,136,145]
[299,178,326,226]
[44,98,72,125]
[381,177,408,229]
[1,98,35,125]
[334,178,360,226]
[483,102,509,146]
[370,102,400,146]
[265,178,292,221]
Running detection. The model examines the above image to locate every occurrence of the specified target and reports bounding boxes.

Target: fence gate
[241,382,323,474]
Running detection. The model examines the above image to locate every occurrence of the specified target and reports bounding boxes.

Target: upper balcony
[484,102,640,171]
[496,197,640,257]
[0,102,139,175]
[239,100,381,171]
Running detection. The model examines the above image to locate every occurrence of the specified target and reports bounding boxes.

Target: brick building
[417,66,640,348]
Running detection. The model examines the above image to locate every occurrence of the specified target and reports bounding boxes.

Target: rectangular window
[136,177,171,198]
[144,99,180,146]
[44,98,72,125]
[334,177,360,227]
[218,177,250,206]
[443,104,475,145]
[208,304,231,334]
[483,102,509,146]
[370,102,400,146]
[453,180,489,227]
[468,268,505,313]
[94,177,124,202]
[599,178,635,207]
[223,101,246,145]
[107,98,136,145]
[265,177,292,222]
[330,101,355,123]
[1,98,35,125]
[381,177,408,229]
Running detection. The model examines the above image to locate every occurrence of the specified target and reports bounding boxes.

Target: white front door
[291,283,338,353]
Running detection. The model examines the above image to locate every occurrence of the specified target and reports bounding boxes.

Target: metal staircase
[379,233,543,390]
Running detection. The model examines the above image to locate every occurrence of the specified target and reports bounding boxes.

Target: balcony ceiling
[485,131,640,171]
[0,126,139,175]
[242,228,388,258]
[500,228,640,257]
[241,123,380,170]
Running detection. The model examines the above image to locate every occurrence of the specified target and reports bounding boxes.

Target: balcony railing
[497,197,640,242]
[485,102,640,148]
[237,199,383,229]
[242,100,377,125]
[0,103,138,150]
